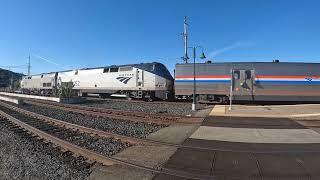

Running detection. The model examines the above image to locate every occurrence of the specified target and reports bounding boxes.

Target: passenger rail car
[175,62,320,102]
[21,62,174,100]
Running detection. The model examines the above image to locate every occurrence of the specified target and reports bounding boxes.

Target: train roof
[25,62,172,79]
[78,62,160,70]
[26,62,161,76]
[176,61,320,66]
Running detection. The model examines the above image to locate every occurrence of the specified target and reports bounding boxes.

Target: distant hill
[0,68,24,88]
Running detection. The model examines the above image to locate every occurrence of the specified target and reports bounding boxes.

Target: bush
[57,81,77,98]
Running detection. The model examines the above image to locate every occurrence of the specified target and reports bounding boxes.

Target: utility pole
[188,46,206,111]
[28,54,31,75]
[183,16,189,64]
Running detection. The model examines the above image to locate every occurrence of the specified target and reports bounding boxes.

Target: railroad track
[0,102,216,180]
[1,100,318,153]
[22,99,203,125]
[0,117,95,177]
[20,98,320,131]
[1,101,319,179]
[87,96,192,104]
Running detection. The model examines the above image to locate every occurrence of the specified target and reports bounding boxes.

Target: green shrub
[57,81,77,98]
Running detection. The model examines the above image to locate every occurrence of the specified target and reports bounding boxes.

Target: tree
[12,80,21,90]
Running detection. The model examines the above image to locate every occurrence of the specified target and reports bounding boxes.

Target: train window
[103,68,109,73]
[47,83,52,87]
[43,83,47,87]
[233,70,240,79]
[41,75,43,78]
[109,67,119,72]
[119,66,133,71]
[75,70,78,75]
[245,71,251,79]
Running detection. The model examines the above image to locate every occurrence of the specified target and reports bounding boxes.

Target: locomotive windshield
[133,62,173,80]
[153,63,173,80]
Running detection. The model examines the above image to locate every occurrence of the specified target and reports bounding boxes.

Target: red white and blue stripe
[175,75,231,83]
[175,75,320,85]
[255,76,320,84]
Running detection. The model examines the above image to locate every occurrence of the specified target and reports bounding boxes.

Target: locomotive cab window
[119,66,133,71]
[109,67,119,72]
[233,70,240,79]
[103,68,109,73]
[245,70,251,79]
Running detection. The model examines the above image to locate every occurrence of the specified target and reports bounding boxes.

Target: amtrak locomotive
[21,61,320,102]
[21,62,174,100]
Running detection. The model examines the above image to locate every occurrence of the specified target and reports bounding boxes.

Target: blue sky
[1,0,320,75]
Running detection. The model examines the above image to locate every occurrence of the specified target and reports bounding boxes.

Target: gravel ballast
[82,99,206,116]
[0,104,131,157]
[18,103,165,138]
[54,128,130,157]
[0,118,91,180]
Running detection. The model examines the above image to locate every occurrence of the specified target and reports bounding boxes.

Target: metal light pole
[181,16,205,111]
[192,47,196,111]
[189,46,206,111]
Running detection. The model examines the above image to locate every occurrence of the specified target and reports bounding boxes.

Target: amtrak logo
[305,77,313,82]
[116,76,132,84]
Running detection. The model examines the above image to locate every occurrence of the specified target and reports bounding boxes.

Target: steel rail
[0,101,144,144]
[1,101,320,154]
[24,98,320,126]
[0,110,116,166]
[23,99,203,125]
[0,101,203,148]
[86,97,192,105]
[0,109,217,180]
[16,99,316,129]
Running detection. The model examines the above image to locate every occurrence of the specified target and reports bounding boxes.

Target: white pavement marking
[209,105,226,116]
[291,113,320,117]
[190,126,320,143]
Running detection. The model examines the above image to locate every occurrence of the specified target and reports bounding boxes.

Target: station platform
[0,92,86,104]
[210,104,320,118]
[153,116,320,180]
